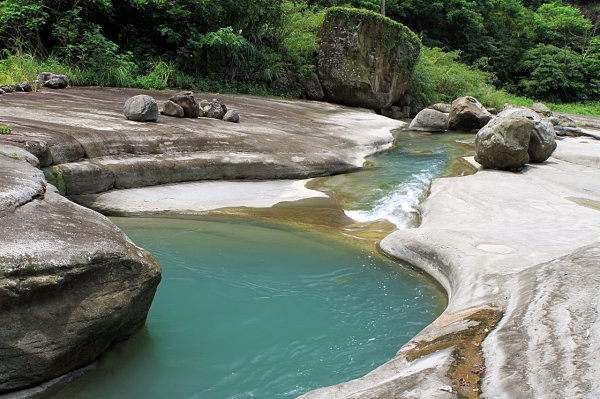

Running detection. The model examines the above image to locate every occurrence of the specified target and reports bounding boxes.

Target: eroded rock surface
[301,138,600,398]
[0,154,161,394]
[0,87,397,197]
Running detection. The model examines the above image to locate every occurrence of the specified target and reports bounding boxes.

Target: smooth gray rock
[0,144,40,167]
[475,115,532,170]
[123,95,159,122]
[530,102,553,117]
[409,108,448,132]
[449,96,492,132]
[168,92,200,118]
[224,110,240,123]
[160,100,185,117]
[0,155,161,393]
[203,99,227,119]
[500,107,557,163]
[427,103,451,114]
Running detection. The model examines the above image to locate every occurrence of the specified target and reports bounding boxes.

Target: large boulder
[475,116,532,170]
[409,108,449,132]
[317,7,420,112]
[475,107,557,170]
[168,92,200,118]
[123,95,159,122]
[449,96,493,132]
[500,107,557,162]
[0,154,161,393]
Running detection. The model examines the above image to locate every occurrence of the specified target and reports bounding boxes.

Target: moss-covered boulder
[317,7,420,112]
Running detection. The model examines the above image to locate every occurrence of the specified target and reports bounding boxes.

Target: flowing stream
[54,131,473,399]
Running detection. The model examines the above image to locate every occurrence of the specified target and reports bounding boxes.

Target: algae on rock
[317,7,420,113]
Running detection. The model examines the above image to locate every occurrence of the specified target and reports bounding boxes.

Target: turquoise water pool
[54,217,444,399]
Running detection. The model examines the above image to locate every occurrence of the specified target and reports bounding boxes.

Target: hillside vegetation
[0,0,598,112]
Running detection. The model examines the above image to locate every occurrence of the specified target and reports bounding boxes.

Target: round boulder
[123,95,159,122]
[169,92,200,118]
[409,108,449,132]
[500,107,557,162]
[449,96,492,132]
[224,110,240,123]
[475,116,532,171]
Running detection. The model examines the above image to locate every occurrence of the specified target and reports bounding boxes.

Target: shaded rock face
[169,92,200,118]
[299,73,325,101]
[409,108,448,132]
[123,95,159,122]
[0,154,161,393]
[37,73,69,89]
[449,96,492,132]
[317,7,420,112]
[475,107,557,170]
[475,116,532,170]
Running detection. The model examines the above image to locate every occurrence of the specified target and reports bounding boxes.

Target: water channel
[54,131,473,399]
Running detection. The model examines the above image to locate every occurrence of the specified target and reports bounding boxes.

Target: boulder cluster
[123,92,240,123]
[0,72,69,95]
[407,96,578,171]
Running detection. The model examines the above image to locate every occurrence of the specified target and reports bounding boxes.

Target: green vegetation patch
[43,165,66,196]
[0,124,12,134]
[324,7,420,51]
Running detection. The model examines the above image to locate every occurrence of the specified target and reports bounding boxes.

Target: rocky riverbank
[300,136,600,398]
[0,87,399,396]
[2,87,600,398]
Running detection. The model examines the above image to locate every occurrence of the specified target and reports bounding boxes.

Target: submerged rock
[317,7,420,112]
[0,154,161,393]
[449,96,492,132]
[123,95,159,122]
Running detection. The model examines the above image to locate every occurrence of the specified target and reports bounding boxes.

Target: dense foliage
[0,0,598,105]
